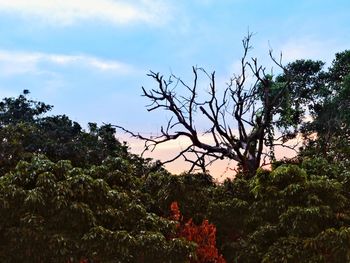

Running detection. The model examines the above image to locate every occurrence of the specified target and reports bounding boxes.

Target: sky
[0,0,349,179]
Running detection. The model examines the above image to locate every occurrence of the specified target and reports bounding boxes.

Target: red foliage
[170,201,182,221]
[170,202,226,263]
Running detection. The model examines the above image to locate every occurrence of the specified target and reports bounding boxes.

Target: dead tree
[117,34,292,177]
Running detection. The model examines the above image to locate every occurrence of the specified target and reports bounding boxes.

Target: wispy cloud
[0,50,136,76]
[277,37,347,64]
[0,0,171,26]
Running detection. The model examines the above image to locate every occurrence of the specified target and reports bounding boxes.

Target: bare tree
[117,34,292,177]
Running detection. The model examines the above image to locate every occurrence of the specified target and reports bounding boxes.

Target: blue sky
[0,0,349,176]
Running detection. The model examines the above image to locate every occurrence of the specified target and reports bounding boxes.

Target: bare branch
[116,33,294,177]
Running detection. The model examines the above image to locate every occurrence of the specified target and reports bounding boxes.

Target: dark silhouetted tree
[117,34,304,177]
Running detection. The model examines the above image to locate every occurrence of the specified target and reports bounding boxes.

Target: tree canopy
[1,44,350,262]
[117,36,349,177]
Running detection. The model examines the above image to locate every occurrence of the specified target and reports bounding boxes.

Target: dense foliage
[0,155,198,263]
[170,201,226,263]
[1,48,350,262]
[0,91,133,176]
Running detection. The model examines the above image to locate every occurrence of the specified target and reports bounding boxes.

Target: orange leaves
[170,202,226,263]
[170,201,182,221]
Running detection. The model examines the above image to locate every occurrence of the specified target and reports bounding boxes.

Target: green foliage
[0,91,138,176]
[208,165,350,262]
[0,90,52,125]
[0,155,194,262]
[296,51,350,164]
[143,172,215,224]
[272,59,325,136]
[2,47,350,262]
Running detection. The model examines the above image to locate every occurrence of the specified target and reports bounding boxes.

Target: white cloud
[0,50,136,76]
[0,0,171,26]
[277,37,347,64]
[0,51,41,76]
[45,53,135,73]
